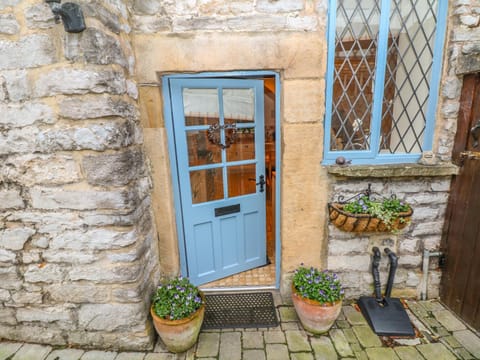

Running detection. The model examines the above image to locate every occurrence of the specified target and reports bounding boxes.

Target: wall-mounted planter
[328,202,413,233]
[327,184,413,233]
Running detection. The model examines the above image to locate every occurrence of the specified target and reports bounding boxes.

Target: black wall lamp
[46,0,86,33]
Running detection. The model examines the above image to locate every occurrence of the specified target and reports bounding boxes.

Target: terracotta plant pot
[328,202,413,232]
[150,301,205,353]
[292,286,342,334]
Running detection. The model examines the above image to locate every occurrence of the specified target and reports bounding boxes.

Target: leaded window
[323,0,448,164]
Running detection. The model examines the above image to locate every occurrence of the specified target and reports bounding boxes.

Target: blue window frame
[323,0,448,165]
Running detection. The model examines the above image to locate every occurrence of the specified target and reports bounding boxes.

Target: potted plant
[328,193,413,233]
[150,276,205,353]
[291,265,344,334]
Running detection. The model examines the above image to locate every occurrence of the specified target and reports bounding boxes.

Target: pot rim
[292,285,343,307]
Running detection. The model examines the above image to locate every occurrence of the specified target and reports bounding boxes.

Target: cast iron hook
[46,0,86,33]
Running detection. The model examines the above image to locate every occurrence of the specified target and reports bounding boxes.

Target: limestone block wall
[0,0,159,350]
[326,177,450,300]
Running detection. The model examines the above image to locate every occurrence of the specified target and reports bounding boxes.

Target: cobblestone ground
[1,297,479,360]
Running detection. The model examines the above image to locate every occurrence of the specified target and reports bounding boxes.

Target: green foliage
[292,266,344,304]
[152,276,203,320]
[343,195,411,229]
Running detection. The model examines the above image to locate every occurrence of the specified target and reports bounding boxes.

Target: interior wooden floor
[200,261,276,289]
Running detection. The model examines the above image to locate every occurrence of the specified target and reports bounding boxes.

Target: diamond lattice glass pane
[380,0,438,153]
[330,0,381,151]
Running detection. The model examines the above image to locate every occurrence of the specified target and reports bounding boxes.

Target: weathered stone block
[83,149,144,186]
[46,283,112,303]
[24,3,55,29]
[0,308,16,325]
[0,102,55,128]
[132,14,172,33]
[0,154,81,186]
[36,120,139,152]
[10,291,43,305]
[0,227,35,250]
[328,238,369,255]
[16,306,73,323]
[83,1,123,34]
[34,68,126,97]
[0,189,24,209]
[0,249,16,264]
[30,187,138,211]
[65,28,128,69]
[0,127,39,155]
[0,0,20,10]
[132,0,165,15]
[0,289,10,301]
[78,303,145,331]
[0,13,19,34]
[256,0,304,13]
[328,255,371,271]
[58,95,137,120]
[42,250,99,264]
[227,15,287,32]
[68,262,142,283]
[0,34,57,70]
[49,228,137,250]
[0,267,21,290]
[0,69,30,102]
[24,264,64,283]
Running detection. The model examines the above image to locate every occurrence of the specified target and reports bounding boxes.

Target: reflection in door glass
[187,130,222,166]
[223,88,255,124]
[228,164,256,198]
[183,88,219,126]
[226,129,255,162]
[190,168,223,204]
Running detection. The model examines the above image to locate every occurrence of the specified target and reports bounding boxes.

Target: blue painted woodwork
[168,78,267,285]
[323,0,449,165]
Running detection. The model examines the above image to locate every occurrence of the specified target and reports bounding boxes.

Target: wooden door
[440,73,480,331]
[169,78,267,286]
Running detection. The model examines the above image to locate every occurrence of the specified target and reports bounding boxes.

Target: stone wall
[326,176,450,300]
[0,0,159,350]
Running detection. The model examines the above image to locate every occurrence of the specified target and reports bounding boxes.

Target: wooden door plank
[442,163,476,313]
[459,158,480,326]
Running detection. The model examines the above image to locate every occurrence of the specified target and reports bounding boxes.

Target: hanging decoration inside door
[207,123,238,149]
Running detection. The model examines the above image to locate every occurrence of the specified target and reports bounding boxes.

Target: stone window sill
[326,162,459,178]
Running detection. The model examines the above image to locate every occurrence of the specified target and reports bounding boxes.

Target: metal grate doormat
[203,292,278,329]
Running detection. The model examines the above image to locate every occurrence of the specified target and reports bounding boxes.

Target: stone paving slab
[11,344,52,360]
[1,299,480,360]
[433,310,467,332]
[453,329,480,358]
[0,343,22,360]
[45,349,85,360]
[416,343,457,360]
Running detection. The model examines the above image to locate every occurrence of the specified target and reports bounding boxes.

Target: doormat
[203,292,279,329]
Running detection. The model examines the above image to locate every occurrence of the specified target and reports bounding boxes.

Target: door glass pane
[190,168,223,204]
[183,88,219,126]
[228,164,256,198]
[223,89,255,124]
[187,130,222,166]
[226,128,255,162]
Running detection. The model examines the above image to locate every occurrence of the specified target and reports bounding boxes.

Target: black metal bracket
[471,119,480,148]
[46,0,86,33]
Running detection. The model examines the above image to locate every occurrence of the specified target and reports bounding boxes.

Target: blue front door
[169,78,267,285]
